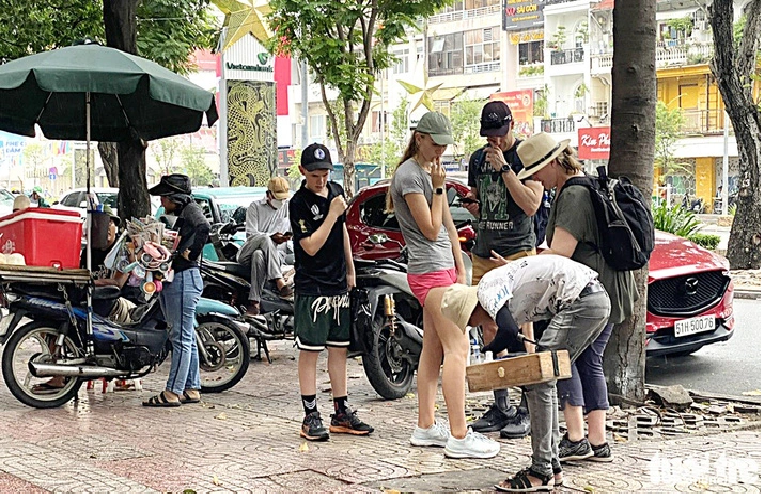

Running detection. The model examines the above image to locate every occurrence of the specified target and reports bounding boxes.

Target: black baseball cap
[301,143,334,171]
[480,101,513,137]
[148,174,192,196]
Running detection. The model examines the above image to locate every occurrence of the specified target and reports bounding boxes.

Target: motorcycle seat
[93,286,122,301]
[204,260,250,279]
[354,259,376,270]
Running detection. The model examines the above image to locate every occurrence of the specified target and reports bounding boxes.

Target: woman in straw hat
[387,111,499,459]
[514,133,637,464]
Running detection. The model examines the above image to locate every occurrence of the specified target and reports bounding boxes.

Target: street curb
[734,289,761,300]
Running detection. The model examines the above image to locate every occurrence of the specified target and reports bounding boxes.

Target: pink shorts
[407,268,457,306]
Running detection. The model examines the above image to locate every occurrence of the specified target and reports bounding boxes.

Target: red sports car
[346,181,735,357]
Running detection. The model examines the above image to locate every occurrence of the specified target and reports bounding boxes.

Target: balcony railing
[682,109,723,134]
[592,44,714,70]
[465,62,501,74]
[429,4,500,23]
[541,118,576,134]
[550,48,585,65]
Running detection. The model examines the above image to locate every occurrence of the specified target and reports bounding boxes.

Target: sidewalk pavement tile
[0,341,758,492]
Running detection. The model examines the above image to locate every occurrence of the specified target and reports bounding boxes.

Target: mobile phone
[460,197,480,205]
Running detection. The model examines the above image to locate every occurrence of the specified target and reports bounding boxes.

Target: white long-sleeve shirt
[477,254,598,324]
[245,198,290,237]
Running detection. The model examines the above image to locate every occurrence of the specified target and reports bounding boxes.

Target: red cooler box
[0,207,83,268]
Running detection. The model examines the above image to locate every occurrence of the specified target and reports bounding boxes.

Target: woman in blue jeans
[515,134,638,464]
[143,174,210,407]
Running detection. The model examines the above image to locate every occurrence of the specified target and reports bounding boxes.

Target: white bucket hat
[516,133,571,181]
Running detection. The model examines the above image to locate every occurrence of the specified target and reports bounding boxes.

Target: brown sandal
[180,391,201,404]
[142,391,181,407]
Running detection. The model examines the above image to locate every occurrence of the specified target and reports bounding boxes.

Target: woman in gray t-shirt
[388,111,499,459]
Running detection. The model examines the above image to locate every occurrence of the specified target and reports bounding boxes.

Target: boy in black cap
[465,100,544,438]
[289,143,373,441]
[143,174,210,407]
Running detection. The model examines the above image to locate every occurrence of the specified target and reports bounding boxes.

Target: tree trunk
[118,141,150,219]
[710,0,761,269]
[103,0,149,220]
[343,140,356,197]
[97,142,119,187]
[604,0,656,405]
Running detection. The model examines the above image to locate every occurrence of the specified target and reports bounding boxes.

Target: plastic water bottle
[484,351,494,363]
[471,337,482,365]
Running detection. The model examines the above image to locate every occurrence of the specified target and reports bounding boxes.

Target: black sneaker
[471,403,516,433]
[499,407,530,439]
[590,441,613,462]
[329,408,374,435]
[558,434,593,462]
[301,411,329,441]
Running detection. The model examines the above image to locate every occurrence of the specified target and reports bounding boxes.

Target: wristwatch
[500,165,513,173]
[435,187,444,195]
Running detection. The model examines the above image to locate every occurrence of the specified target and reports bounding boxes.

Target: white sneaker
[409,420,450,447]
[445,428,500,459]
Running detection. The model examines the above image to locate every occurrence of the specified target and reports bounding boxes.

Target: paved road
[646,298,759,396]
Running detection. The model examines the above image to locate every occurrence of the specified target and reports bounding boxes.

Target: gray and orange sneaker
[329,408,374,435]
[301,411,329,441]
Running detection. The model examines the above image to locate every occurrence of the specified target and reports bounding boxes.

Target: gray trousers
[236,233,285,302]
[526,283,611,476]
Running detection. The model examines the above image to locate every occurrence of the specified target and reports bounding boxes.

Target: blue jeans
[526,287,610,476]
[160,268,203,395]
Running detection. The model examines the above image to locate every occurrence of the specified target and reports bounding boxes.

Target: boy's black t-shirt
[289,180,347,296]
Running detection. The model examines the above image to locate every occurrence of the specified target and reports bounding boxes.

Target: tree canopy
[0,0,216,74]
[268,0,453,194]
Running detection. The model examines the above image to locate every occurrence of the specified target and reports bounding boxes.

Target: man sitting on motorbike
[237,176,295,318]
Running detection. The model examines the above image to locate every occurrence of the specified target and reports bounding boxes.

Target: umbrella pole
[86,92,94,354]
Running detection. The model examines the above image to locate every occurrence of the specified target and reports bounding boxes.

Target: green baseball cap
[416,111,455,145]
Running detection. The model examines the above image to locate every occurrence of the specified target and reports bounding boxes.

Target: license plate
[674,315,715,337]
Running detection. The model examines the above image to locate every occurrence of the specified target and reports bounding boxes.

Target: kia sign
[578,127,611,160]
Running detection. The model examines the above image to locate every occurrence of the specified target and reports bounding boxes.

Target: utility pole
[301,61,309,149]
[721,110,729,215]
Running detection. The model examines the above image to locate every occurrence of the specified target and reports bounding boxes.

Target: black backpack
[561,166,655,271]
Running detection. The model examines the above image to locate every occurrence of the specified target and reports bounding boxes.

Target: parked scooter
[202,231,471,400]
[0,281,250,409]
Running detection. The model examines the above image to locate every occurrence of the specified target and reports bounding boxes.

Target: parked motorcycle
[0,280,250,409]
[202,231,471,400]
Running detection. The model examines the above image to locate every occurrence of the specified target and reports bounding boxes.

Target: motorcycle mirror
[368,233,390,245]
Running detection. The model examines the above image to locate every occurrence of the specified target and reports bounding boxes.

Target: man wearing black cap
[143,174,210,407]
[289,143,373,441]
[464,101,544,439]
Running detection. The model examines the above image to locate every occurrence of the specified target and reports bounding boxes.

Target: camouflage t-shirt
[467,140,535,258]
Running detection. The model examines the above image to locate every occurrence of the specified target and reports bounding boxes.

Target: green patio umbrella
[0,40,218,341]
[0,42,218,142]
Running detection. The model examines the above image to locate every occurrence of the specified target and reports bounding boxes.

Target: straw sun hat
[515,133,571,181]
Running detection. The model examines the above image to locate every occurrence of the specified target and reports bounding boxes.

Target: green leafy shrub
[687,233,721,251]
[652,202,702,237]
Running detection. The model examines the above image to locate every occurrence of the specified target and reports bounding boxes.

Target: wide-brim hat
[516,133,571,181]
[149,174,191,196]
[441,284,480,333]
[102,204,121,227]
